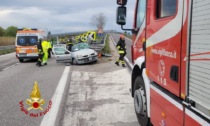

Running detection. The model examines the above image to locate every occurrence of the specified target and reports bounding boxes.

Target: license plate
[19,54,26,57]
[89,57,92,60]
[27,53,38,56]
[19,50,26,53]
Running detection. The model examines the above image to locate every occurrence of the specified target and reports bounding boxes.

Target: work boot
[36,61,41,66]
[44,63,47,65]
[122,64,126,67]
[36,63,42,67]
[115,61,119,66]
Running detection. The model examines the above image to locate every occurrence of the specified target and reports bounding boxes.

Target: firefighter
[41,38,49,66]
[36,39,44,66]
[47,39,52,58]
[115,34,126,67]
[66,38,74,51]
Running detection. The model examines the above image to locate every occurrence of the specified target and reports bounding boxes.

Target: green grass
[0,48,15,55]
[101,35,111,54]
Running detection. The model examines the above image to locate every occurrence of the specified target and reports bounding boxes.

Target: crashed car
[53,43,98,64]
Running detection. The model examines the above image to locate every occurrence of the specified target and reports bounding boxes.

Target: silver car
[53,43,98,64]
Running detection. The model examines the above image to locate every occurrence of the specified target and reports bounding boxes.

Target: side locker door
[146,0,184,97]
[185,0,210,125]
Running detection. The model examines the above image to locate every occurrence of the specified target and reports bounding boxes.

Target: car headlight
[77,54,83,59]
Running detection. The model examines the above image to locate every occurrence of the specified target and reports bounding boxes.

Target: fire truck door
[146,0,185,96]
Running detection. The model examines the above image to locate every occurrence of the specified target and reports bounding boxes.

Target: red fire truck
[116,0,210,125]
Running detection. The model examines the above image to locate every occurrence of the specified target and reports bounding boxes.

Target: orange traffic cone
[98,52,102,58]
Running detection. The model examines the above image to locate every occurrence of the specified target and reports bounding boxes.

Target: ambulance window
[136,0,146,28]
[29,36,38,45]
[17,36,27,46]
[156,0,177,18]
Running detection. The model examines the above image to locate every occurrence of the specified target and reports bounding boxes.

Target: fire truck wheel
[134,76,150,126]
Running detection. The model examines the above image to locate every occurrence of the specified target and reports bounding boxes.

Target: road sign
[97,28,103,34]
[97,33,104,37]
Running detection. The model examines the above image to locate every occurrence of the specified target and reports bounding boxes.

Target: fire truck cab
[116,0,210,125]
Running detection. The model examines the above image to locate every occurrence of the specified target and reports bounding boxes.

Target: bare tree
[90,13,107,30]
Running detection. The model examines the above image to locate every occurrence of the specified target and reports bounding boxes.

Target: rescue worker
[115,34,126,67]
[41,38,49,66]
[47,39,52,58]
[66,38,74,51]
[36,38,44,66]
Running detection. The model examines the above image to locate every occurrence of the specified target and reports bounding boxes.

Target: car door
[52,45,71,63]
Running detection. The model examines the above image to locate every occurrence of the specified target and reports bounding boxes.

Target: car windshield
[71,43,89,52]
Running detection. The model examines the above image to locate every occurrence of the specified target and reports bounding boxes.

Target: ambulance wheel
[19,59,24,62]
[134,76,150,126]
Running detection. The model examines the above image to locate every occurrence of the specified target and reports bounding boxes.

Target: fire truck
[15,28,51,62]
[116,0,210,125]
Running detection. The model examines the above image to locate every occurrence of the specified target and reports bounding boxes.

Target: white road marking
[40,66,71,126]
[2,63,19,71]
[0,52,15,58]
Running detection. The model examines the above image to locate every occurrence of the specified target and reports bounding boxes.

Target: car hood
[73,49,96,56]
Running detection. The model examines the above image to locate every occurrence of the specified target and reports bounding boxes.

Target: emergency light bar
[18,28,38,31]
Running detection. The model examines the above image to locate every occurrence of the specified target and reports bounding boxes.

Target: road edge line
[40,66,71,126]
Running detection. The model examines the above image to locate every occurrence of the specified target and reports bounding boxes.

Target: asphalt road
[0,53,19,72]
[0,35,138,126]
[0,54,68,126]
[61,36,138,126]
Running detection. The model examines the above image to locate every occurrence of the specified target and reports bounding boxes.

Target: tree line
[0,26,18,37]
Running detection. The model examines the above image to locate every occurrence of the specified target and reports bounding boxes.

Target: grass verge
[0,37,15,46]
[101,34,111,54]
[0,48,15,55]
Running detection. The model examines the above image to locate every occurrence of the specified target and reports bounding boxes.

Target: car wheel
[19,59,24,62]
[72,58,77,65]
[134,76,150,126]
[93,60,98,64]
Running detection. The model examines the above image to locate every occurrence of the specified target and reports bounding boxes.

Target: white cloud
[0,0,136,34]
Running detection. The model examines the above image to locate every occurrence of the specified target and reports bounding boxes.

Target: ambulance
[15,28,46,62]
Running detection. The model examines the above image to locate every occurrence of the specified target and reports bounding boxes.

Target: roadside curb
[109,34,134,70]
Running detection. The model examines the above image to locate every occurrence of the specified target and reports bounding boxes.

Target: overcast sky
[0,0,135,34]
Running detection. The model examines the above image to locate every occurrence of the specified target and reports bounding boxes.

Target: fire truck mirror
[116,6,127,25]
[117,0,127,6]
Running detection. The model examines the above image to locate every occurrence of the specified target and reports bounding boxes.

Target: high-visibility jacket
[41,41,49,52]
[41,41,49,63]
[116,39,126,54]
[47,41,52,49]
